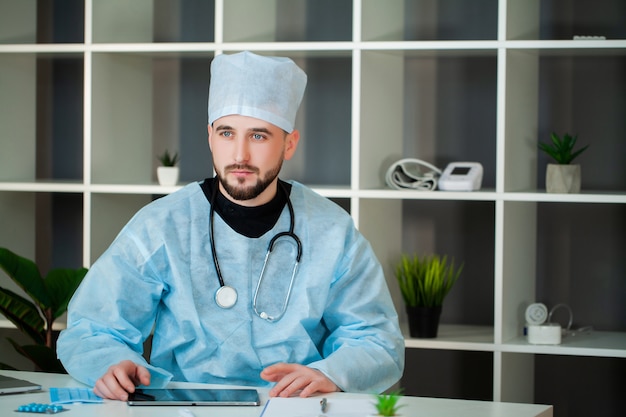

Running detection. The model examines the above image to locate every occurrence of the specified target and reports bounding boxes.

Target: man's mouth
[226,165,258,176]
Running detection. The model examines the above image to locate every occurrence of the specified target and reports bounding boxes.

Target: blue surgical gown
[57,180,404,393]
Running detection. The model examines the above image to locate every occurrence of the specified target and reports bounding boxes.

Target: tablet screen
[127,388,260,406]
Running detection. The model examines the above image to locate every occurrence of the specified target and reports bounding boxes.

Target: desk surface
[0,370,552,417]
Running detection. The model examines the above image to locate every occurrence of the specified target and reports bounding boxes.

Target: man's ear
[207,124,213,151]
[284,129,300,161]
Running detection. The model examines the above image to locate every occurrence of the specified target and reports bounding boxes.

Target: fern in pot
[395,254,462,338]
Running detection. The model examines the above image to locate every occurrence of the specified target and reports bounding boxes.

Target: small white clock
[438,162,483,191]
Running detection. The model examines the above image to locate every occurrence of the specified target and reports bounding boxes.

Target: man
[57,51,404,401]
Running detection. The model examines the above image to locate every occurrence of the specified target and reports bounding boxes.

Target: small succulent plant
[373,390,404,416]
[157,150,179,167]
[538,133,588,165]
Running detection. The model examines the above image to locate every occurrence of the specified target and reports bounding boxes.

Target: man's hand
[260,363,340,398]
[93,360,151,401]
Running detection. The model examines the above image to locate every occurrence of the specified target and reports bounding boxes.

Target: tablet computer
[127,388,260,406]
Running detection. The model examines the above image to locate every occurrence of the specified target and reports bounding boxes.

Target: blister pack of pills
[15,403,67,414]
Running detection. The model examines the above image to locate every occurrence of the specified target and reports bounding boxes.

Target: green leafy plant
[0,247,87,372]
[538,132,588,165]
[157,149,179,167]
[373,390,404,416]
[395,254,463,307]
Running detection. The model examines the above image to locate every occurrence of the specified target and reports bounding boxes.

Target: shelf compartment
[502,201,626,346]
[402,348,494,401]
[0,0,83,44]
[536,53,626,193]
[0,0,37,44]
[93,0,214,43]
[534,354,625,417]
[503,48,626,193]
[538,0,626,41]
[0,53,83,182]
[507,0,626,41]
[372,199,495,332]
[223,0,351,43]
[91,52,211,185]
[360,50,497,190]
[405,200,494,317]
[362,0,498,42]
[0,191,83,284]
[535,202,626,331]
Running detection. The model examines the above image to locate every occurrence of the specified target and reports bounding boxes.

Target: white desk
[0,370,552,416]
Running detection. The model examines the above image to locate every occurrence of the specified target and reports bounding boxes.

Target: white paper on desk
[260,397,378,417]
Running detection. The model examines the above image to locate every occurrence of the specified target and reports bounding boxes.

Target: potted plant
[538,132,589,193]
[156,149,180,186]
[372,390,404,416]
[0,247,87,372]
[395,254,462,338]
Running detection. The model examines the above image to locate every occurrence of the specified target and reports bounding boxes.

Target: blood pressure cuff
[385,158,441,191]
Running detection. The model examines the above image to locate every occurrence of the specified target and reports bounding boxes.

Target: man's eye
[222,131,233,137]
[252,133,264,140]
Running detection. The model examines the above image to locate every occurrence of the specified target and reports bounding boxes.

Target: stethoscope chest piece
[215,285,238,309]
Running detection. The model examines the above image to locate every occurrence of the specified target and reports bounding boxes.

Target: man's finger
[134,365,152,386]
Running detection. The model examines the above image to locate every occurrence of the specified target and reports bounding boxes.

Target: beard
[217,159,283,201]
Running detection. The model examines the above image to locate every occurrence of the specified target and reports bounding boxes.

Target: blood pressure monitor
[438,162,483,191]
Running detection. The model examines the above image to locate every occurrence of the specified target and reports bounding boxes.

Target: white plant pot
[157,166,179,186]
[545,163,581,194]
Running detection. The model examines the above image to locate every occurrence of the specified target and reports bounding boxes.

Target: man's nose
[233,138,250,163]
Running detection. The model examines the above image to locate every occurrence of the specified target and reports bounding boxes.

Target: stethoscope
[209,181,302,322]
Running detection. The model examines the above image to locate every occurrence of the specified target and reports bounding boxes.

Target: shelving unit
[1,1,624,415]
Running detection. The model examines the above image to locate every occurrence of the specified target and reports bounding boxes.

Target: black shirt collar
[200,177,291,238]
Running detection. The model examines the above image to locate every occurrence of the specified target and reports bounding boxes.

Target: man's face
[208,115,299,206]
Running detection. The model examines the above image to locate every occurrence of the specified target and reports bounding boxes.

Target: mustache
[225,164,259,174]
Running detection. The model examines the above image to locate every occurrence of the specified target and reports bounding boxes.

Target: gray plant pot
[546,163,581,193]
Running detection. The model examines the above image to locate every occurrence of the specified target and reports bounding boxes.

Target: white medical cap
[208,51,307,133]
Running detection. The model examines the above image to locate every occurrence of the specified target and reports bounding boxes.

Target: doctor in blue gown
[57,51,404,401]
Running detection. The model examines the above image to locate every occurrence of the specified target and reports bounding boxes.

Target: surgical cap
[208,51,307,133]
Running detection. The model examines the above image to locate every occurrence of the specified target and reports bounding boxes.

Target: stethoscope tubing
[209,180,302,320]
